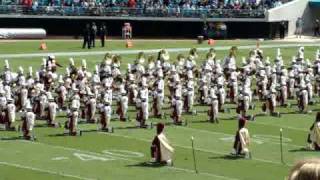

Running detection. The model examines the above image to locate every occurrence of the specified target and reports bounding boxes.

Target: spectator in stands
[32,0,39,12]
[82,23,91,49]
[128,0,136,8]
[314,19,320,37]
[90,22,97,48]
[296,17,303,38]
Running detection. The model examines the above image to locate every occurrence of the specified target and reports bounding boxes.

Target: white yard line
[0,161,96,180]
[251,121,309,132]
[17,140,238,180]
[0,43,319,58]
[100,132,290,166]
[175,126,304,148]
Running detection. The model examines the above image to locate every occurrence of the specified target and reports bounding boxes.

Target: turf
[0,39,320,180]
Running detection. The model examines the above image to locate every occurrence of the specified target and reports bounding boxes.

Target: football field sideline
[0,43,319,58]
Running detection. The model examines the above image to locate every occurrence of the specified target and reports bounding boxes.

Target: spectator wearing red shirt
[128,0,136,8]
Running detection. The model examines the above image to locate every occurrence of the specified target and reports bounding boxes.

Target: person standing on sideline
[296,17,303,38]
[279,21,286,39]
[82,24,91,49]
[314,19,320,37]
[90,22,97,48]
[99,23,107,47]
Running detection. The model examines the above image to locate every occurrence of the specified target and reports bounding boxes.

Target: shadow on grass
[34,124,50,128]
[0,136,24,141]
[114,126,141,130]
[48,133,69,137]
[279,111,301,115]
[127,162,167,168]
[209,154,244,160]
[289,148,316,152]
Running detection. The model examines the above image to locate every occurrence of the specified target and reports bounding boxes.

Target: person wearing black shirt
[82,24,91,49]
[280,21,286,39]
[99,23,107,47]
[314,19,320,37]
[90,22,97,48]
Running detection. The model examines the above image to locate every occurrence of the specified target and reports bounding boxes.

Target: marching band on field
[1,46,320,160]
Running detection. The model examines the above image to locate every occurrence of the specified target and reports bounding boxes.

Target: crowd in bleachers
[6,0,289,14]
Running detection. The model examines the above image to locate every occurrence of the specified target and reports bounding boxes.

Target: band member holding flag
[232,117,251,158]
[307,112,320,150]
[150,123,174,165]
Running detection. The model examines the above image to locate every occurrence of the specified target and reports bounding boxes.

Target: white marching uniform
[48,101,58,123]
[25,111,35,131]
[101,103,112,127]
[209,88,219,121]
[138,88,149,121]
[6,103,16,123]
[239,127,250,154]
[86,97,97,122]
[184,79,194,111]
[154,78,164,114]
[20,87,28,109]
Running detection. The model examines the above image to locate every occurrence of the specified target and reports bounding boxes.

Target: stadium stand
[0,0,291,19]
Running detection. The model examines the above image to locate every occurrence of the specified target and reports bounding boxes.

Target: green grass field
[0,39,320,180]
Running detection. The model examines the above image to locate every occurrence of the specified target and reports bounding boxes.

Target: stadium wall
[0,17,277,39]
[267,0,312,36]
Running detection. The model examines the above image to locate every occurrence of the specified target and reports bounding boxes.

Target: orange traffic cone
[126,40,133,48]
[39,42,47,50]
[208,39,215,45]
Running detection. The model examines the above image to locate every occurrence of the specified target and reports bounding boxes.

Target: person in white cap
[171,79,183,125]
[262,86,280,116]
[16,66,26,87]
[236,85,254,120]
[115,77,128,121]
[5,98,16,130]
[56,75,67,110]
[198,73,209,105]
[216,69,226,112]
[136,82,149,128]
[85,93,97,123]
[307,112,320,150]
[175,54,185,76]
[222,46,237,80]
[66,103,79,136]
[0,90,6,127]
[38,91,48,119]
[168,66,180,99]
[231,117,250,158]
[99,95,112,131]
[47,55,62,73]
[21,101,35,140]
[18,84,28,112]
[152,69,164,118]
[150,123,174,165]
[227,69,239,103]
[298,76,309,113]
[26,66,35,89]
[208,85,219,123]
[183,70,195,113]
[158,49,171,75]
[128,79,138,106]
[68,58,78,79]
[287,67,296,99]
[47,94,58,127]
[278,67,288,107]
[255,64,268,101]
[2,59,13,85]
